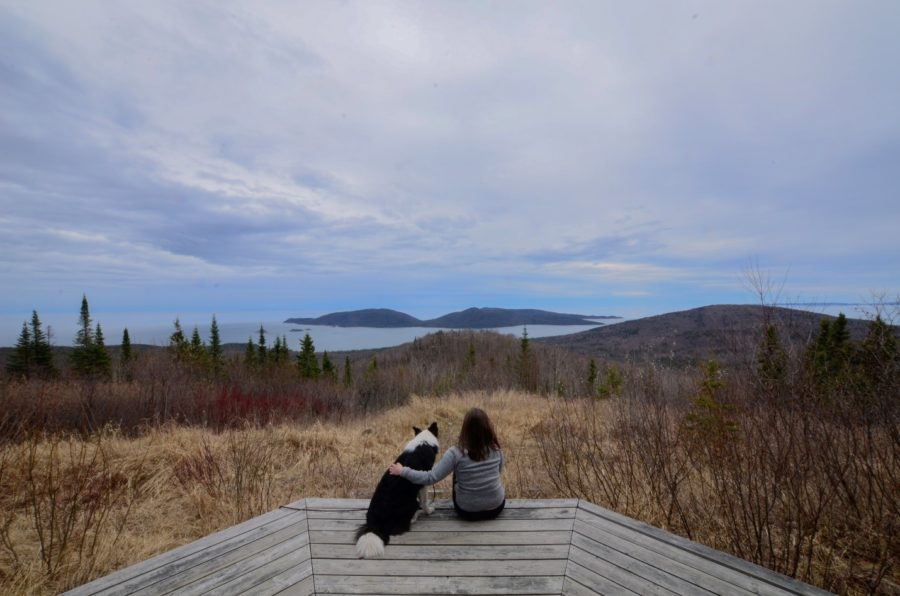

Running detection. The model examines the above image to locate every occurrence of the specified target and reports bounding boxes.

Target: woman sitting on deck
[388,407,506,521]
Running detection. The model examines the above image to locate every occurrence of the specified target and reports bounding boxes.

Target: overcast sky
[2,1,898,329]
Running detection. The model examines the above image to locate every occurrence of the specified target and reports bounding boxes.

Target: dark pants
[452,485,505,521]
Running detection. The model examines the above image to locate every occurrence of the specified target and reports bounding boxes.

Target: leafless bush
[0,428,144,589]
[172,427,280,526]
[533,362,899,594]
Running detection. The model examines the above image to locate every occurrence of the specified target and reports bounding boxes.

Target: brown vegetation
[0,391,555,594]
[0,312,896,594]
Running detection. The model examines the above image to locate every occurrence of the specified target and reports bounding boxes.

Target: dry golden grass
[3,386,893,594]
[0,390,569,595]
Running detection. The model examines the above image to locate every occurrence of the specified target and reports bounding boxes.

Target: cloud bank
[1,1,898,322]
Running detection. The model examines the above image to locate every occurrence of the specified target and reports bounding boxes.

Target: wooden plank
[573,516,758,596]
[564,561,640,596]
[306,506,577,521]
[172,538,311,595]
[308,517,573,532]
[311,543,571,560]
[576,507,800,596]
[244,557,314,596]
[280,498,307,511]
[198,552,312,595]
[577,501,829,595]
[313,557,567,577]
[129,519,310,595]
[309,530,574,546]
[305,497,369,509]
[569,544,679,596]
[571,533,706,596]
[271,575,315,596]
[314,574,565,594]
[63,507,302,595]
[562,575,605,596]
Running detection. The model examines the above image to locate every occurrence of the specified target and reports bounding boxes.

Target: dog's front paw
[423,504,435,515]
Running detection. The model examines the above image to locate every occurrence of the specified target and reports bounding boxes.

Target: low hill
[537,304,875,367]
[285,308,424,328]
[424,307,602,328]
[285,307,607,328]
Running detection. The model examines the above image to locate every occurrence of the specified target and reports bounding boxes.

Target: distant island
[284,307,620,329]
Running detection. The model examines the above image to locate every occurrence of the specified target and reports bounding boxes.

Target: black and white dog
[355,422,439,558]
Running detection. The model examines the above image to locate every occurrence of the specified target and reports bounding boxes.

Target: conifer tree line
[242,326,341,382]
[6,311,56,378]
[6,297,896,417]
[753,312,898,399]
[5,295,117,380]
[167,315,226,374]
[3,294,355,382]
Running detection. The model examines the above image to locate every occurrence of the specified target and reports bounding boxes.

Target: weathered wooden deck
[65,498,830,595]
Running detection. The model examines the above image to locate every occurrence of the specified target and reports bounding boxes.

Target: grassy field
[0,390,562,595]
[1,342,896,595]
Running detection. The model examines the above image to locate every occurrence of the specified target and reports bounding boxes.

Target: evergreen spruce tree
[30,310,55,376]
[828,313,852,378]
[244,337,256,368]
[92,322,113,380]
[321,351,337,381]
[518,326,538,391]
[121,328,133,364]
[76,294,93,348]
[71,294,95,376]
[6,321,33,378]
[343,356,353,386]
[190,326,206,364]
[806,313,854,388]
[169,318,188,361]
[684,360,736,441]
[807,318,833,383]
[120,328,134,381]
[757,324,787,392]
[208,315,223,374]
[297,333,320,379]
[272,335,289,366]
[598,365,624,399]
[857,315,898,391]
[272,335,282,363]
[587,358,598,395]
[257,325,268,365]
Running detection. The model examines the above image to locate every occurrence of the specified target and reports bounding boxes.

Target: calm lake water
[0,311,615,351]
[2,303,864,350]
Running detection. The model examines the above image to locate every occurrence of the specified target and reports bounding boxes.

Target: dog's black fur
[355,422,439,558]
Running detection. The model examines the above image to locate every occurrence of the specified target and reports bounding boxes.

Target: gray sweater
[400,446,505,512]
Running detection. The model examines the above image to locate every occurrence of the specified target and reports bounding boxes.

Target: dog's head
[405,422,439,453]
[413,422,439,439]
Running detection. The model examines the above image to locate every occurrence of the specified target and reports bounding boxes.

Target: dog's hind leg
[418,485,434,515]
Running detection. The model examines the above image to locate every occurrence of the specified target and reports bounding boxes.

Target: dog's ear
[413,426,422,436]
[428,422,438,437]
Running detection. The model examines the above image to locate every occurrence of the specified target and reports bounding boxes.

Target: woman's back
[452,446,504,511]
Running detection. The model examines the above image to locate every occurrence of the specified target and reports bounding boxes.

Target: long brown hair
[457,408,500,462]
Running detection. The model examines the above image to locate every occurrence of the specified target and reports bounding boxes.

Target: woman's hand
[388,462,404,476]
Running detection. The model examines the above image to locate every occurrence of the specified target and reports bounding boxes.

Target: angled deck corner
[65,498,830,595]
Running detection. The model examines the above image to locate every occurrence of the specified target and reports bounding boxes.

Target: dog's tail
[355,525,387,558]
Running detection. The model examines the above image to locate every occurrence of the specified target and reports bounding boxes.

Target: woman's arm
[388,447,461,486]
